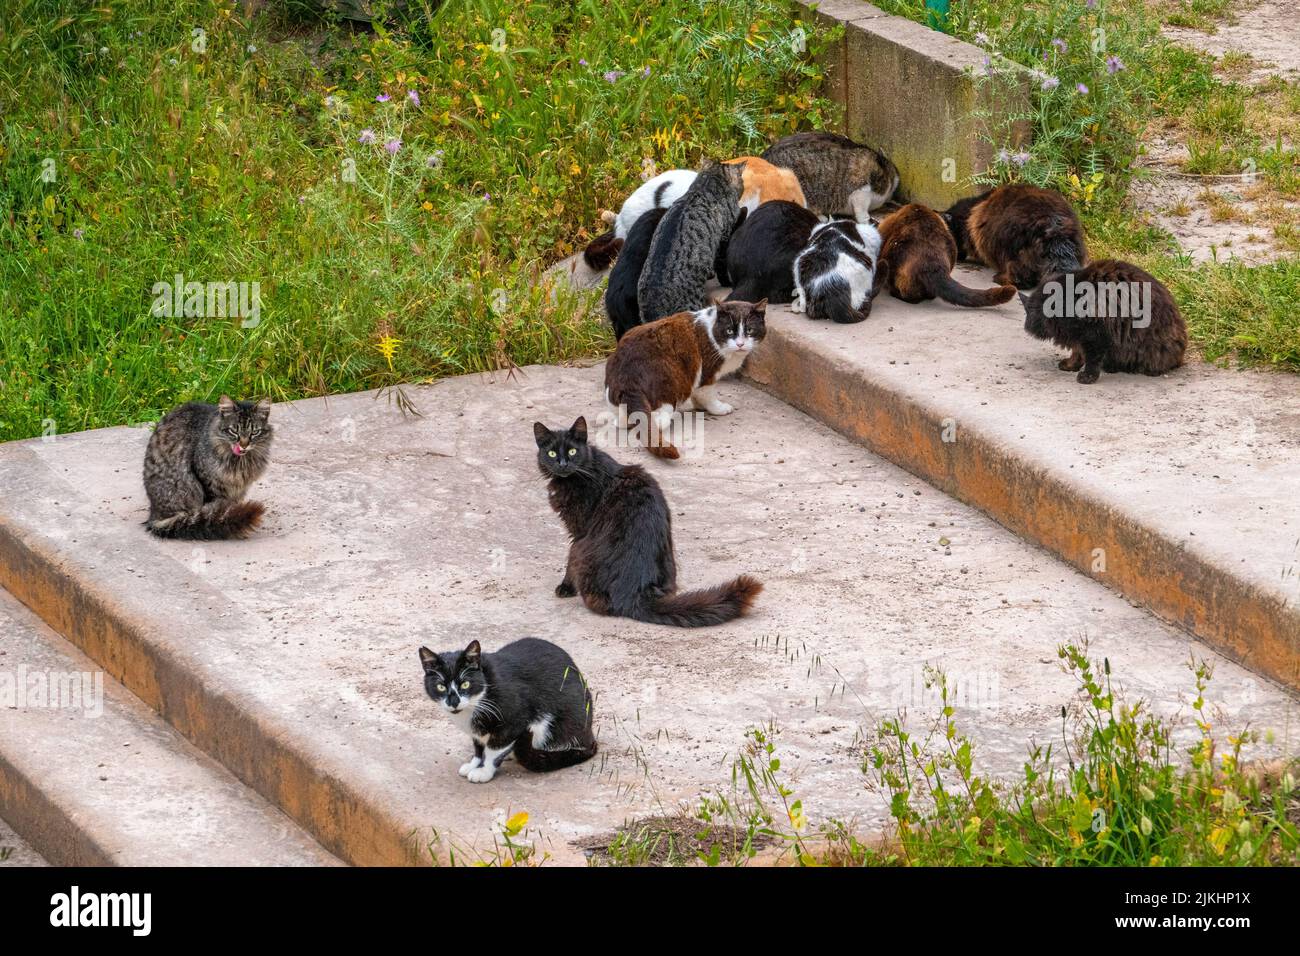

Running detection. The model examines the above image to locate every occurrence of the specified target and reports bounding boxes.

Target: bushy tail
[583,230,624,271]
[936,272,1017,308]
[623,392,679,460]
[514,731,597,773]
[146,500,265,540]
[631,575,763,628]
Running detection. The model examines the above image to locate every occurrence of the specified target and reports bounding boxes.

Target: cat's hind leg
[692,384,733,416]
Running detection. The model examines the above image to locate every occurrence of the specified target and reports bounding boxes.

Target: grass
[0,0,833,442]
[873,0,1300,373]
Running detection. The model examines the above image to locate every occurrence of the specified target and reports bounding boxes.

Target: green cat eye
[548,450,557,458]
[567,448,577,456]
[436,684,446,692]
[460,680,470,689]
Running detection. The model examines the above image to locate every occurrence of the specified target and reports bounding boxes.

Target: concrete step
[0,365,1293,864]
[743,267,1300,691]
[0,588,339,866]
[0,813,48,866]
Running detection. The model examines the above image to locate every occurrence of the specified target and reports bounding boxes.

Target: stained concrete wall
[799,0,1030,208]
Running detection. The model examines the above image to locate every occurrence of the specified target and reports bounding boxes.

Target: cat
[942,184,1087,290]
[637,160,746,323]
[583,169,696,270]
[1020,259,1187,384]
[534,416,763,627]
[723,199,821,304]
[605,206,668,341]
[791,218,886,324]
[877,204,1017,308]
[604,299,767,459]
[725,155,809,213]
[143,396,272,539]
[762,131,899,220]
[419,638,597,784]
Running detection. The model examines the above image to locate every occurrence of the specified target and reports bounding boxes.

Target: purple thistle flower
[579,58,587,66]
[1051,38,1067,54]
[1076,83,1089,94]
[1042,75,1060,91]
[997,148,1011,163]
[407,89,420,106]
[384,139,401,154]
[73,228,84,240]
[974,31,989,46]
[1086,0,1097,7]
[375,93,391,103]
[358,129,376,144]
[642,66,651,77]
[603,70,624,83]
[1012,152,1031,167]
[1106,55,1125,74]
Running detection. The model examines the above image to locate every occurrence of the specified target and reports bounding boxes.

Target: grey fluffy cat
[637,160,745,324]
[762,131,899,220]
[143,396,273,539]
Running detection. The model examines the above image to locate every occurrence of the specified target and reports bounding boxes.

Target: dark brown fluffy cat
[1021,259,1187,384]
[942,184,1087,290]
[877,204,1016,307]
[604,299,767,460]
[535,417,762,627]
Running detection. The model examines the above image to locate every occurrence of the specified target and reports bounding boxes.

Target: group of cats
[135,131,1189,785]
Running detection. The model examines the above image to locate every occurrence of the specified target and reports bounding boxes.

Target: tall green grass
[0,0,833,441]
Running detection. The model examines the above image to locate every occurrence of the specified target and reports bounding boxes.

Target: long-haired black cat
[534,417,762,627]
[419,638,597,783]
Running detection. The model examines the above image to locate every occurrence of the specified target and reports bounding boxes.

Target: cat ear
[418,647,439,673]
[533,422,549,447]
[570,416,588,443]
[1017,292,1032,309]
[463,640,481,667]
[752,298,768,315]
[218,395,235,415]
[254,397,271,420]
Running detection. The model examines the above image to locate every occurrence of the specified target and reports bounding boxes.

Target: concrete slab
[0,589,339,866]
[0,814,47,866]
[744,265,1300,689]
[0,366,1295,864]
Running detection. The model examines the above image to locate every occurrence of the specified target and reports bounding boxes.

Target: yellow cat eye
[548,450,557,458]
[460,681,470,689]
[567,448,577,456]
[436,684,446,692]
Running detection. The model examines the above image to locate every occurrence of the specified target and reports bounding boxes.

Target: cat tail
[583,230,624,271]
[623,393,679,460]
[635,575,763,628]
[812,276,870,325]
[935,272,1017,308]
[514,731,598,773]
[146,500,265,540]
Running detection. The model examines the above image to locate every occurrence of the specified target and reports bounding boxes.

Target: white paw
[466,765,497,784]
[706,401,734,416]
[458,760,481,777]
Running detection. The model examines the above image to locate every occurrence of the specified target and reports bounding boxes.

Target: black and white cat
[792,219,886,324]
[419,638,597,783]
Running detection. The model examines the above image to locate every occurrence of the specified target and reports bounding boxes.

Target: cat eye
[548,450,557,458]
[435,684,446,692]
[567,448,577,456]
[460,681,470,689]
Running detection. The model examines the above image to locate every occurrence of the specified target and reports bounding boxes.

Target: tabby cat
[762,131,899,220]
[604,299,767,459]
[535,417,762,627]
[143,396,272,539]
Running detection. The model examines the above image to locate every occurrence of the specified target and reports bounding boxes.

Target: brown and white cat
[725,156,808,213]
[603,299,767,459]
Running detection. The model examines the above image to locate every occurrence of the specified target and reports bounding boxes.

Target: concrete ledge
[799,1,1029,207]
[744,270,1300,692]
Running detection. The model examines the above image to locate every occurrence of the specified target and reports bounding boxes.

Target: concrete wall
[799,0,1030,208]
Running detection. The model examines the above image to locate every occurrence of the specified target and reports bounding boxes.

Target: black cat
[723,200,820,304]
[534,417,762,627]
[419,638,597,783]
[605,206,668,341]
